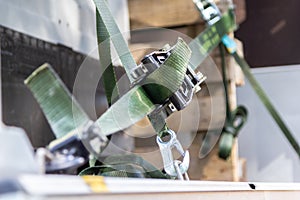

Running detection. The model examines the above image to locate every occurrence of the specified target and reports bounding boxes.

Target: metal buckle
[45,121,108,173]
[130,48,206,116]
[193,0,221,25]
[156,129,190,179]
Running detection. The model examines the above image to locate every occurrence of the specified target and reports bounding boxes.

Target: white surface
[17,174,300,196]
[237,65,300,182]
[0,0,129,58]
[0,126,38,177]
[19,175,90,196]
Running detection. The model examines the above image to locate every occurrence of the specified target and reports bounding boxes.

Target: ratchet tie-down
[25,39,206,179]
[26,0,258,179]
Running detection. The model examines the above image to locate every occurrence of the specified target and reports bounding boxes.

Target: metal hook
[156,129,190,179]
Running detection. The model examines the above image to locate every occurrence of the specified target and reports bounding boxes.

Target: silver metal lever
[156,129,190,179]
[193,0,221,25]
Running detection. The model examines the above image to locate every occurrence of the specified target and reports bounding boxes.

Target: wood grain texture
[128,0,246,29]
[128,0,201,29]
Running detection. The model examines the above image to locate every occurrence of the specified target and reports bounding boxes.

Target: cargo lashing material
[131,47,206,116]
[37,120,108,174]
[34,43,205,176]
[27,0,228,176]
[193,0,221,25]
[25,0,236,176]
[26,0,237,175]
[194,0,300,160]
[194,0,247,159]
[130,47,205,179]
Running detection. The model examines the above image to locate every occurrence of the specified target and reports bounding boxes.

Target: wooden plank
[233,0,247,24]
[128,0,247,29]
[188,133,236,181]
[128,0,202,29]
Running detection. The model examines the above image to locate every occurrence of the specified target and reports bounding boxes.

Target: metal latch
[130,47,206,116]
[193,0,221,25]
[43,121,108,174]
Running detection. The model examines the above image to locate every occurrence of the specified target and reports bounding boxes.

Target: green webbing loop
[24,64,90,139]
[231,51,300,158]
[192,0,300,159]
[218,44,248,160]
[221,28,300,158]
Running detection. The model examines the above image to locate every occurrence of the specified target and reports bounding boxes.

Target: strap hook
[156,129,190,180]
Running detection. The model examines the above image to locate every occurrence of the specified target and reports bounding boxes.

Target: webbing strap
[24,64,90,139]
[25,39,191,139]
[24,6,235,145]
[220,30,300,158]
[218,44,248,159]
[192,0,300,159]
[93,0,191,139]
[96,10,119,105]
[95,38,191,136]
[189,10,236,69]
[93,0,137,83]
[231,51,300,158]
[142,39,192,104]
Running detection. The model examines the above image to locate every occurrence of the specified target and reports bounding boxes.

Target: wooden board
[128,0,201,29]
[128,0,247,29]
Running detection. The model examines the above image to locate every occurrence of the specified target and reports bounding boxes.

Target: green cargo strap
[93,0,137,83]
[218,44,248,160]
[192,0,300,159]
[92,0,191,139]
[96,10,119,105]
[232,52,300,158]
[25,2,235,150]
[25,64,151,139]
[24,64,90,139]
[25,38,191,140]
[95,38,191,136]
[189,9,236,69]
[221,33,300,158]
[25,64,172,178]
